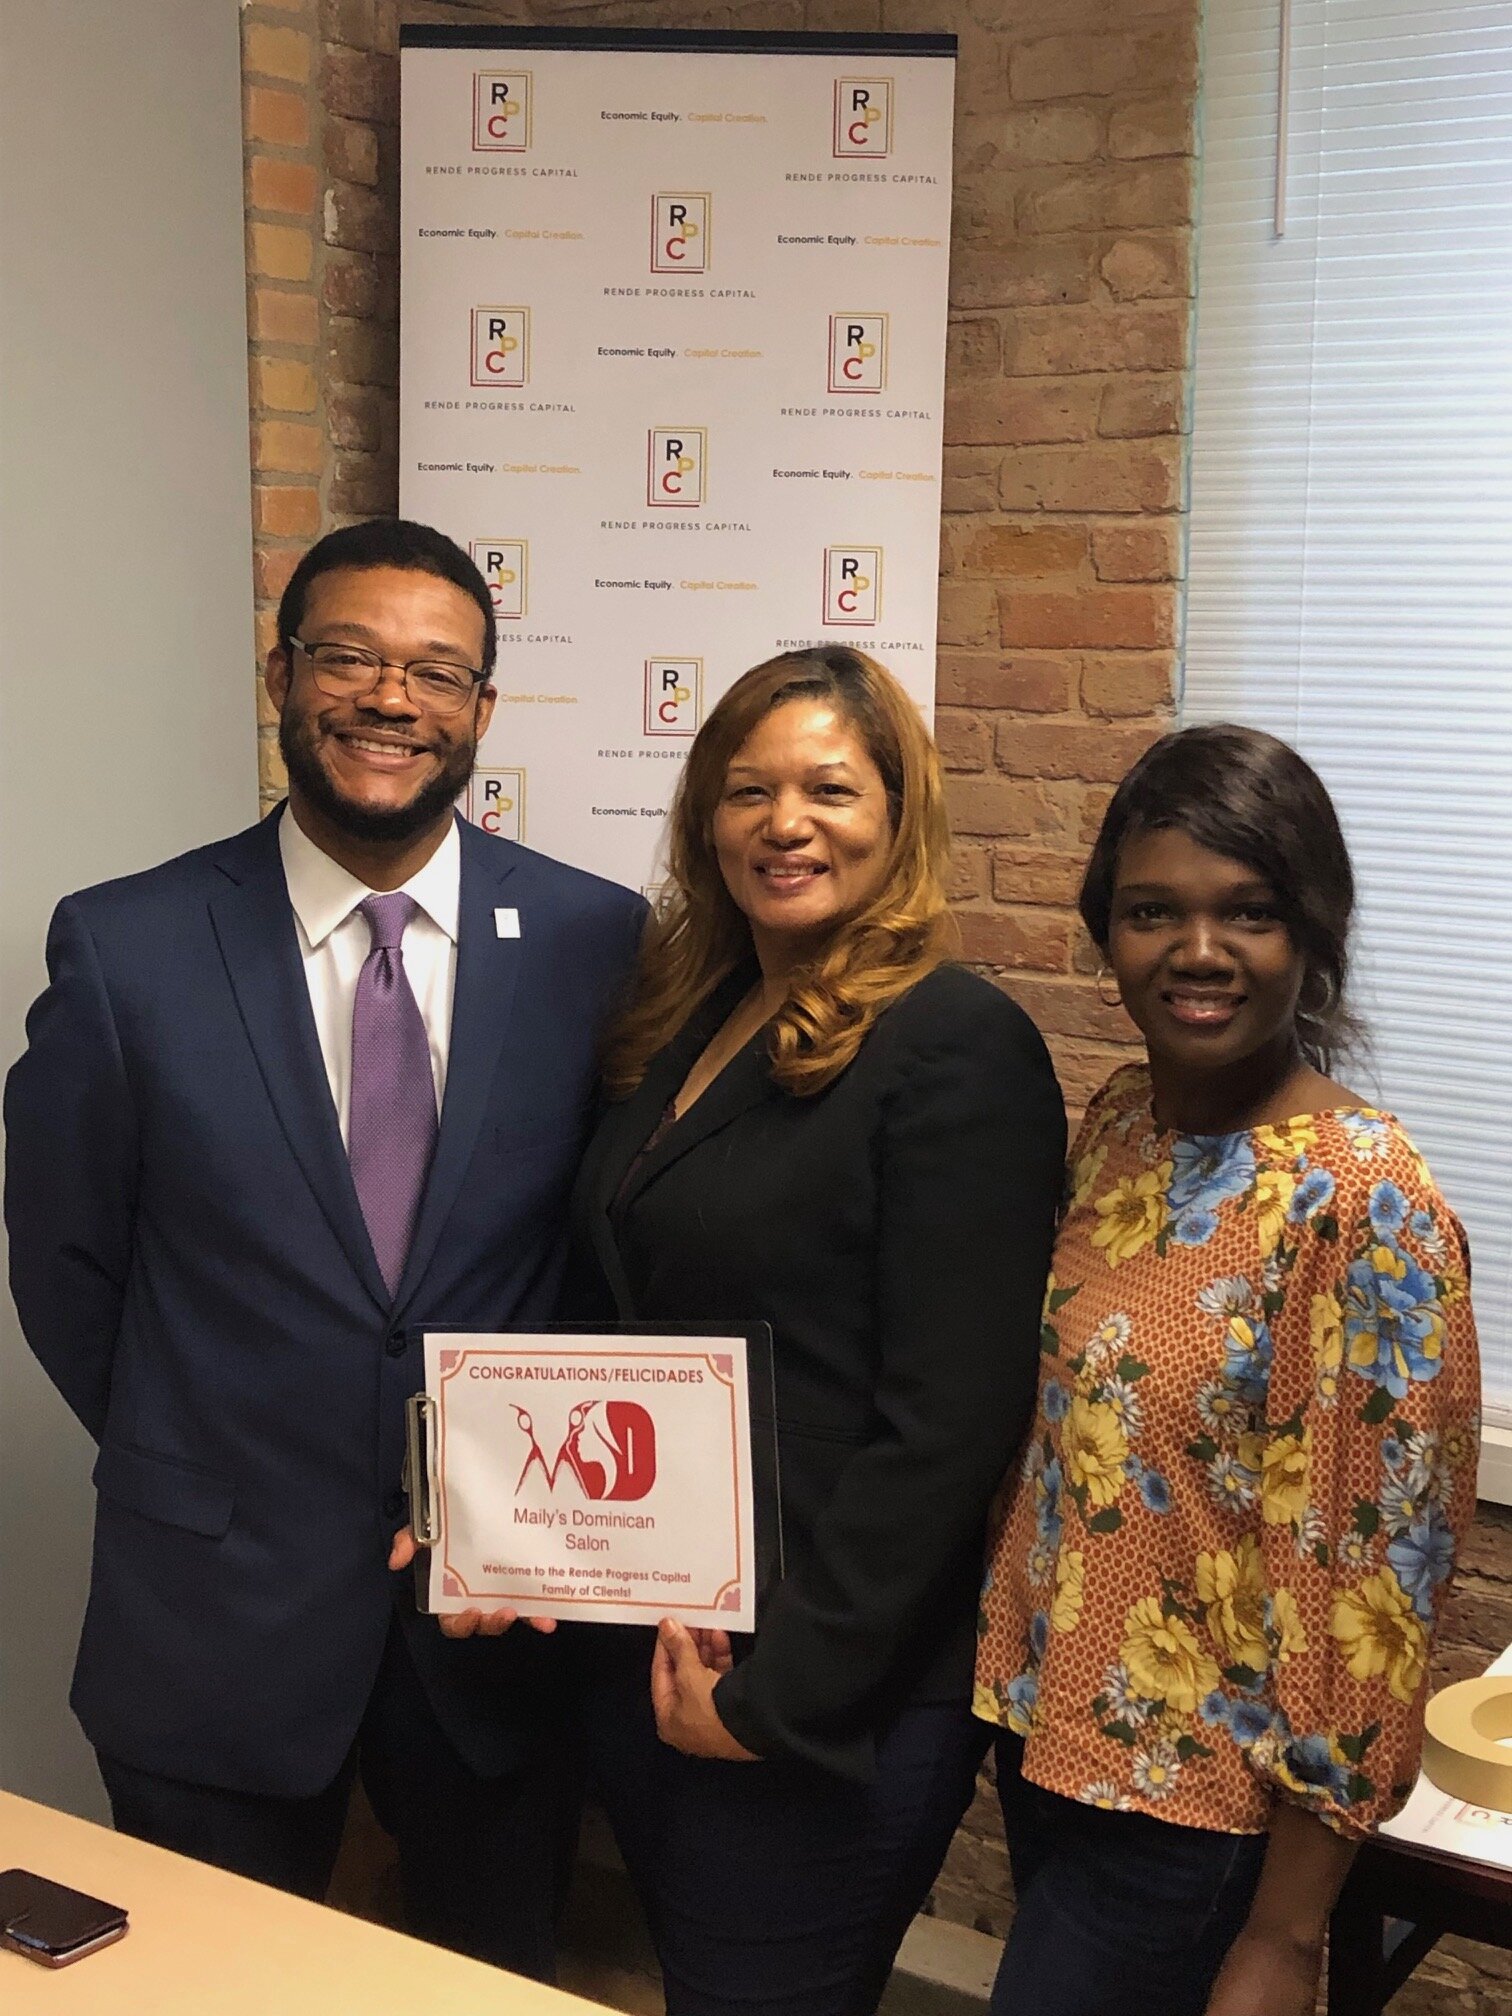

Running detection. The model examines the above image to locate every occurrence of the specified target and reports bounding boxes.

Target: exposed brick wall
[237,9,1512,2008]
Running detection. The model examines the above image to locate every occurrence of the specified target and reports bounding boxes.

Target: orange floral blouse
[975,1065,1481,1838]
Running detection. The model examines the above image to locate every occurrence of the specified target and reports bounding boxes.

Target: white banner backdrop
[400,30,955,891]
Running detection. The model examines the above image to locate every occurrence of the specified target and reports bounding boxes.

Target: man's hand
[650,1617,759,1760]
[387,1526,556,1638]
[1205,1924,1322,2016]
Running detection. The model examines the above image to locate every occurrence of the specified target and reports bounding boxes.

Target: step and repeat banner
[400,29,955,890]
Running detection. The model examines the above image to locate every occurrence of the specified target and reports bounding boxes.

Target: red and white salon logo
[652,193,711,274]
[473,71,532,152]
[513,1401,657,1503]
[823,546,882,625]
[646,427,707,508]
[833,78,892,158]
[828,314,888,395]
[470,307,530,388]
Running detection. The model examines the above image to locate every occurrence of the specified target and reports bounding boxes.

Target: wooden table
[0,1790,604,2015]
[1327,1828,1512,2015]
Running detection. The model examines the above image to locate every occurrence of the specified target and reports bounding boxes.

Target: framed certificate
[406,1326,780,1630]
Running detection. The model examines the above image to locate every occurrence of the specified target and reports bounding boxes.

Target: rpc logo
[644,657,703,737]
[823,546,882,626]
[512,1400,657,1502]
[470,540,527,621]
[472,71,532,152]
[470,307,530,388]
[833,78,892,158]
[646,427,707,509]
[465,768,526,840]
[828,315,888,395]
[652,193,710,275]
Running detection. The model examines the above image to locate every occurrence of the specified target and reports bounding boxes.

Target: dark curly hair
[1079,723,1361,1072]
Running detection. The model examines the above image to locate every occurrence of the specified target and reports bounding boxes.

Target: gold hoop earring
[1095,967,1123,1010]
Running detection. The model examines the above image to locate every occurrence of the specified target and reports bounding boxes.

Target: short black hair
[1080,723,1359,1070]
[276,518,497,674]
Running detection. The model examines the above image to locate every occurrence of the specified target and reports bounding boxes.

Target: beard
[279,706,478,846]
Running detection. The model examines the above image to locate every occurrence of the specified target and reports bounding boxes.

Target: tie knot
[359,891,419,952]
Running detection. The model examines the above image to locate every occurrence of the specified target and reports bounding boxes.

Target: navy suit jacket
[3,808,645,1795]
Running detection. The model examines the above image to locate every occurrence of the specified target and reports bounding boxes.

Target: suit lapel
[206,811,390,1313]
[590,960,774,1229]
[392,818,520,1318]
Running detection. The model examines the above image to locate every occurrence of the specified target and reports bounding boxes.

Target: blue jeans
[991,1734,1267,2016]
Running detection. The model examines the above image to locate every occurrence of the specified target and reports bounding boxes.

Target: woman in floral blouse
[976,725,1480,2016]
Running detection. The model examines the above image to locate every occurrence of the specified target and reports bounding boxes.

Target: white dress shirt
[278,809,460,1145]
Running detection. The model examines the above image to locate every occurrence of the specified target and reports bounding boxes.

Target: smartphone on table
[0,1868,128,1967]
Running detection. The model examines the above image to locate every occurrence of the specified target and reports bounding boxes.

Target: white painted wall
[0,0,256,1814]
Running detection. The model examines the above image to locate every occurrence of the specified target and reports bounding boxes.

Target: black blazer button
[385,1331,407,1358]
[383,1489,406,1519]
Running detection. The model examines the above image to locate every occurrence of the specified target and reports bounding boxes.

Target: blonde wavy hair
[603,647,957,1100]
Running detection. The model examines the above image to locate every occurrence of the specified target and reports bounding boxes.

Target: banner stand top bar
[401,27,956,57]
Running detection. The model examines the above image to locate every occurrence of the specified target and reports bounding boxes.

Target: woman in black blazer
[561,646,1066,2016]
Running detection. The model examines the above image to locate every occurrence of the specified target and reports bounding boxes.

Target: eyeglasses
[291,639,488,716]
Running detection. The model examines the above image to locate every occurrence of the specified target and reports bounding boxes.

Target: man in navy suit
[4,519,645,1975]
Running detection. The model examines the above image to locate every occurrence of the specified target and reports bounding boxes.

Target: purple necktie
[349,893,438,1297]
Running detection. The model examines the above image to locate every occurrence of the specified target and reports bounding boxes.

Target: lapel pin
[494,907,521,939]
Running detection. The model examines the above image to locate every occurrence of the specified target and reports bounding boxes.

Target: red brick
[255,609,280,660]
[952,241,1096,313]
[946,378,1100,448]
[942,450,1005,514]
[1043,1034,1133,1112]
[1090,520,1182,581]
[327,388,384,453]
[946,318,1002,378]
[955,907,1072,972]
[251,287,319,347]
[1081,652,1177,718]
[325,115,381,187]
[1003,303,1189,377]
[322,43,399,124]
[249,222,313,283]
[253,419,324,475]
[325,181,389,254]
[1109,95,1197,160]
[937,581,999,649]
[1099,374,1187,437]
[252,356,318,414]
[328,450,398,517]
[325,315,398,388]
[1100,231,1193,302]
[991,848,1086,908]
[244,85,310,150]
[999,441,1184,515]
[997,973,1135,1042]
[956,105,1102,170]
[1079,785,1118,846]
[995,719,1160,782]
[254,484,322,538]
[936,709,992,773]
[958,522,1087,577]
[253,543,303,601]
[947,776,1081,841]
[244,23,311,85]
[249,155,318,218]
[1020,160,1195,236]
[1009,24,1199,104]
[256,672,280,728]
[999,587,1176,652]
[937,654,1074,714]
[948,844,991,904]
[323,252,380,319]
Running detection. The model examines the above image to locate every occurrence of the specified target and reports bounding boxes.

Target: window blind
[1185,0,1512,1496]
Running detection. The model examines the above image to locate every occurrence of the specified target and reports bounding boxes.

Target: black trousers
[572,1629,990,2016]
[97,1615,578,1980]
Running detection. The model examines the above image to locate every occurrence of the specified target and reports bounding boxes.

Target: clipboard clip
[403,1393,440,1547]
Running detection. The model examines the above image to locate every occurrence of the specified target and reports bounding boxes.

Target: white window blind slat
[1186,0,1512,1455]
